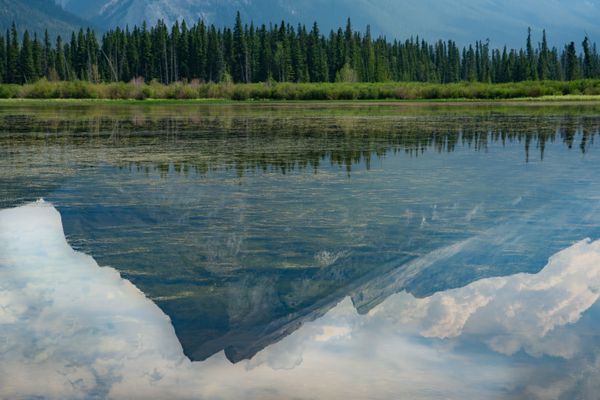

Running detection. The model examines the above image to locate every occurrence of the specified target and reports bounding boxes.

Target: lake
[2,102,600,399]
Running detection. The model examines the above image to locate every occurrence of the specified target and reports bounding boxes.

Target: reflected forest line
[1,106,599,176]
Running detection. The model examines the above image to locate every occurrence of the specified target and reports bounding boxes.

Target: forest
[1,12,599,86]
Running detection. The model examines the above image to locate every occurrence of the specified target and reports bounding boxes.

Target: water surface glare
[2,103,600,398]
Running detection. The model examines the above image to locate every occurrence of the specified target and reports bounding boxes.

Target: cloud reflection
[2,202,600,399]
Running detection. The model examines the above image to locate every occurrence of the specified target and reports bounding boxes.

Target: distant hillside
[0,0,88,38]
[56,0,600,48]
[1,0,598,47]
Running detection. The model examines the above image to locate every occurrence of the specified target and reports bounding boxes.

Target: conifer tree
[6,24,19,83]
[55,35,66,80]
[206,25,224,82]
[32,33,43,79]
[526,27,538,80]
[538,30,550,80]
[19,31,34,83]
[0,33,5,83]
[565,42,580,80]
[582,36,594,79]
[232,12,249,82]
[140,22,152,81]
[307,22,323,81]
[43,30,52,78]
[362,25,376,82]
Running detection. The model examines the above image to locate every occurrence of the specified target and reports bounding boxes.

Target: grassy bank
[3,79,600,101]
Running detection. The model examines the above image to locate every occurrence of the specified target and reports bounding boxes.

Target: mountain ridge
[1,0,599,48]
[56,0,600,48]
[0,0,90,38]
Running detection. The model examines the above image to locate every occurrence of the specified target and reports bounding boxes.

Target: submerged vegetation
[3,79,600,100]
[1,103,597,176]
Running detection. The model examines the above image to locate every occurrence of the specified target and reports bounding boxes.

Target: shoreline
[2,95,600,107]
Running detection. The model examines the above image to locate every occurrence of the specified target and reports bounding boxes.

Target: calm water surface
[2,102,600,398]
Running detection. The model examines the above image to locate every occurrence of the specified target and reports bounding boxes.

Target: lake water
[2,102,600,399]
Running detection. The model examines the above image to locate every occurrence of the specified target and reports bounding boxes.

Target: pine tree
[0,33,5,83]
[125,27,138,80]
[479,40,491,82]
[86,29,100,82]
[222,27,234,78]
[582,36,594,78]
[74,29,87,79]
[6,24,19,83]
[170,21,180,82]
[67,32,76,79]
[19,31,34,83]
[43,30,52,78]
[307,22,322,81]
[549,47,562,80]
[55,36,66,80]
[463,45,476,81]
[538,30,550,80]
[565,42,580,80]
[362,26,375,82]
[232,12,249,82]
[178,20,190,80]
[344,19,353,65]
[140,22,153,81]
[291,24,307,82]
[525,27,538,80]
[199,20,209,81]
[446,40,460,82]
[32,33,43,80]
[272,22,292,82]
[206,25,224,82]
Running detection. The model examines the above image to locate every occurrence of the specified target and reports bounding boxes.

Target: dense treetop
[1,14,599,84]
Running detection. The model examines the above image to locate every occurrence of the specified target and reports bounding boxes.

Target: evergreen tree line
[1,14,599,85]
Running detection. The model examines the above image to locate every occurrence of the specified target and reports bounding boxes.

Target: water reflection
[2,201,600,399]
[1,106,599,177]
[242,242,600,400]
[1,104,600,364]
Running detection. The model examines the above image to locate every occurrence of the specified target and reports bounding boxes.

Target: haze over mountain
[53,0,600,47]
[2,0,599,47]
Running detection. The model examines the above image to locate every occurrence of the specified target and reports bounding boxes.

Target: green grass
[3,79,600,102]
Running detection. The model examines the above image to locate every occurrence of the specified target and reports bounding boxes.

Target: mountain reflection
[3,201,600,399]
[243,238,600,400]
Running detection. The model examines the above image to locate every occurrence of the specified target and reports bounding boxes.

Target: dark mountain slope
[57,0,600,47]
[0,0,89,38]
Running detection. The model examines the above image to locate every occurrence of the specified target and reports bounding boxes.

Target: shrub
[0,84,19,98]
[20,79,56,98]
[2,79,600,101]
